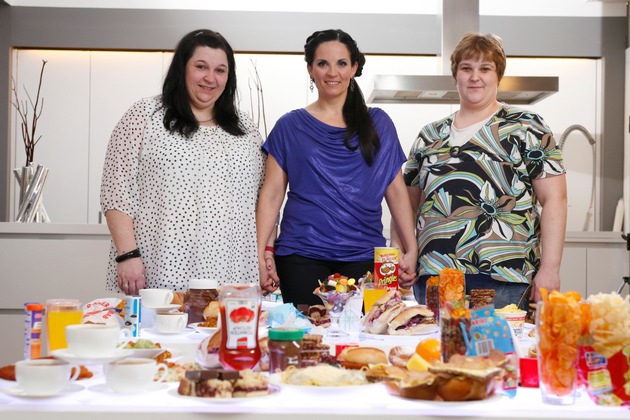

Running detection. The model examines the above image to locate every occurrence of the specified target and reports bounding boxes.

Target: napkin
[267,303,312,332]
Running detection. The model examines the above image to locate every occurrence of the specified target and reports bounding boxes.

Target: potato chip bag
[577,292,630,406]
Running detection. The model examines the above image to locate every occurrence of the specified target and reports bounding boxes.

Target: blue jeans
[412,273,531,311]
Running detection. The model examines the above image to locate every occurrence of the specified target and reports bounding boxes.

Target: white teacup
[65,324,132,357]
[104,358,168,393]
[15,359,80,396]
[155,311,188,333]
[139,289,174,307]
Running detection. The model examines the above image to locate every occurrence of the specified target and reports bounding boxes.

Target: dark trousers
[275,254,372,307]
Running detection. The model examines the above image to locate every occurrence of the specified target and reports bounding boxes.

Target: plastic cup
[45,299,82,352]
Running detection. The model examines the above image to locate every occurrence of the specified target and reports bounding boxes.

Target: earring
[350,78,355,93]
[309,78,314,93]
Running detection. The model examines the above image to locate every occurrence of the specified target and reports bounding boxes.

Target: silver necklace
[197,117,214,123]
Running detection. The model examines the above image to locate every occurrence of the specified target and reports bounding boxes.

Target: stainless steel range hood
[366,0,559,105]
[367,74,558,105]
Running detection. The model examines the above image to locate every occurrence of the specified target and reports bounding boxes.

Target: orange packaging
[373,247,398,290]
[438,268,465,308]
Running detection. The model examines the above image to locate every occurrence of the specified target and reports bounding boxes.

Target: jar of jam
[185,279,219,325]
[219,284,262,370]
[268,328,303,373]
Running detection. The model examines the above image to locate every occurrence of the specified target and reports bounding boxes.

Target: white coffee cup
[139,289,174,307]
[155,311,188,333]
[15,359,80,396]
[65,324,132,357]
[104,358,168,393]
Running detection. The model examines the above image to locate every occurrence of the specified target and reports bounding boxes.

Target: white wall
[10,50,600,232]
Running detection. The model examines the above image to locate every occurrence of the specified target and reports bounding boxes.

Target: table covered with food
[1,269,629,420]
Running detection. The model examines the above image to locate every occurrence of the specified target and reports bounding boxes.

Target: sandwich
[362,290,405,334]
[428,353,505,401]
[307,305,331,328]
[336,346,388,370]
[387,305,437,335]
[384,370,438,401]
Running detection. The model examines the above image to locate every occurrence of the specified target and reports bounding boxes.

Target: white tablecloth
[1,310,628,420]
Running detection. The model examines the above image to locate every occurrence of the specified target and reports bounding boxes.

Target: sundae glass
[313,273,359,338]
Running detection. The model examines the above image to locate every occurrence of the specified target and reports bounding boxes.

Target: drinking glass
[536,301,580,405]
[314,289,357,338]
[45,299,82,352]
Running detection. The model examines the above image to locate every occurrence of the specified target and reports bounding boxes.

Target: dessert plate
[1,383,84,398]
[188,323,218,336]
[50,348,134,365]
[142,304,181,312]
[142,327,195,336]
[168,384,280,403]
[127,347,182,361]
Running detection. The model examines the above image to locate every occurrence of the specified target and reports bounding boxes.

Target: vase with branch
[11,59,51,222]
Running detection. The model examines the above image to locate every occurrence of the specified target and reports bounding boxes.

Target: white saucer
[142,304,181,313]
[143,327,195,336]
[89,382,168,394]
[51,348,135,365]
[1,382,84,398]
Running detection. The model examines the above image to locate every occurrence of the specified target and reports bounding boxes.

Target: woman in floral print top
[392,33,567,310]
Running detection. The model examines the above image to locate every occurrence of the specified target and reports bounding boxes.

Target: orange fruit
[415,337,441,363]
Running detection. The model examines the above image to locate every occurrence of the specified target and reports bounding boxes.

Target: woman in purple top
[256,29,418,306]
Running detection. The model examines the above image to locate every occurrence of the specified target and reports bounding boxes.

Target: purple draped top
[262,107,405,261]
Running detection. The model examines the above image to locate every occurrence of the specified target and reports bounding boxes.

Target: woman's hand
[117,258,146,296]
[398,250,418,289]
[531,265,561,303]
[259,254,280,294]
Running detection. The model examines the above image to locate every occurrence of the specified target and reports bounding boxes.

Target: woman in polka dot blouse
[100,29,270,295]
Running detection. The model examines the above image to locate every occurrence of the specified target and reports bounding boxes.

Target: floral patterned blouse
[403,104,565,284]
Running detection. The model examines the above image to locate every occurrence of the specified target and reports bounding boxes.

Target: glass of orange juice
[45,299,82,352]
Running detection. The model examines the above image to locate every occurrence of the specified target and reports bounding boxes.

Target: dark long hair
[162,29,245,137]
[304,29,380,165]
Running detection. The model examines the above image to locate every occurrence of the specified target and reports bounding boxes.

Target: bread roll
[203,301,220,320]
[337,347,388,370]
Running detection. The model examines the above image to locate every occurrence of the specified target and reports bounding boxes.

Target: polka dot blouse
[100,96,266,292]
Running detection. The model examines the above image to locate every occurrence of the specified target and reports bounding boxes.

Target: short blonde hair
[450,32,506,82]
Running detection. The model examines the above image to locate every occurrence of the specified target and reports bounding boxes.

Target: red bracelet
[265,246,275,254]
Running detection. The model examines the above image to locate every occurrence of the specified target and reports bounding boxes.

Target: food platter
[268,373,383,395]
[167,385,280,403]
[360,326,439,340]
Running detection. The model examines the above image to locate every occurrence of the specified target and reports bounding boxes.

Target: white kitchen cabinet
[559,247,587,296]
[562,232,629,297]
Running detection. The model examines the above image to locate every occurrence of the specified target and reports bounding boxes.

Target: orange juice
[45,299,82,351]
